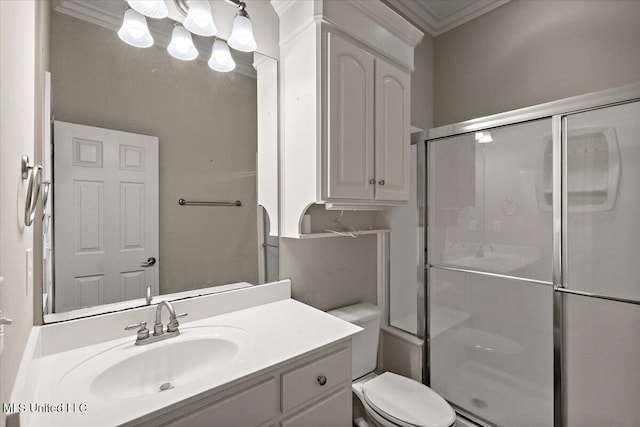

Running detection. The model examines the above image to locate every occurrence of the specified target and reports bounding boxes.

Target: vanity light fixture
[227,2,257,52]
[118,8,154,48]
[183,0,218,37]
[208,38,236,72]
[126,0,169,19]
[167,24,199,60]
[475,131,493,143]
[118,0,256,72]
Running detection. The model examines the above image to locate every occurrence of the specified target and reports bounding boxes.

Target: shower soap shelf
[537,126,620,213]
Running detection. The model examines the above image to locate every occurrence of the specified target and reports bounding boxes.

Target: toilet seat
[361,372,456,427]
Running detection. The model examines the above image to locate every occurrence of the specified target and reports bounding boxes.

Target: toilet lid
[362,372,456,427]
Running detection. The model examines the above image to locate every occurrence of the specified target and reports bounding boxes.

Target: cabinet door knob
[369,179,376,185]
[317,375,327,386]
[378,180,385,186]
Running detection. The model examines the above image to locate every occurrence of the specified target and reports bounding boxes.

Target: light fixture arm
[228,0,245,8]
[174,0,247,17]
[174,0,189,16]
[235,2,249,18]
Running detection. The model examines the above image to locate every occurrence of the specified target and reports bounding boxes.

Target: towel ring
[22,155,43,227]
[41,181,50,208]
[41,180,51,228]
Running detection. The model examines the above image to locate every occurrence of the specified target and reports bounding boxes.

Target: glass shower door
[563,100,640,427]
[427,119,554,426]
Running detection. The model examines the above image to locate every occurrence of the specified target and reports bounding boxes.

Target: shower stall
[419,84,640,427]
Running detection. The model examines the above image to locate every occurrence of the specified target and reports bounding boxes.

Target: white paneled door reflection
[54,121,158,312]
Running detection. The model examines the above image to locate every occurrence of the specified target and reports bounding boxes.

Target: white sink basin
[58,325,253,400]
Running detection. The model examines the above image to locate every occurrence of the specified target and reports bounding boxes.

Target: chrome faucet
[124,300,187,345]
[154,300,182,336]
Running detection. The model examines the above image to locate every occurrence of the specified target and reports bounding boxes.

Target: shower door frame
[422,82,640,427]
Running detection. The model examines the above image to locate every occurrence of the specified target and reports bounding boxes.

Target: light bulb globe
[208,39,236,72]
[228,15,257,52]
[184,0,217,37]
[167,25,198,61]
[127,0,168,19]
[118,9,154,48]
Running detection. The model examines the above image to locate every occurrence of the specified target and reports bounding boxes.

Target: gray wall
[50,12,259,295]
[434,0,640,126]
[412,37,435,131]
[279,235,379,311]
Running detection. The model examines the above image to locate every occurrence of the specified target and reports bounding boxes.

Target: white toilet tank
[328,302,381,380]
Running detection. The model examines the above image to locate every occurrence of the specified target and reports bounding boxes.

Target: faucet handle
[125,321,150,341]
[125,321,145,330]
[167,313,188,333]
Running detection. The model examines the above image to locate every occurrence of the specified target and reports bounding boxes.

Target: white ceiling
[383,0,511,37]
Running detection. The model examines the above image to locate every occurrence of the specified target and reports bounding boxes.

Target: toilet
[329,303,456,427]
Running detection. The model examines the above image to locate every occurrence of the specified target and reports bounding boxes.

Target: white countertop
[25,298,361,426]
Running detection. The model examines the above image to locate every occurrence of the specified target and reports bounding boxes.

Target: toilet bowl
[354,371,456,427]
[329,303,456,427]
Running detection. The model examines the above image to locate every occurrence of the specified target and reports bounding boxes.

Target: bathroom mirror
[42,0,279,322]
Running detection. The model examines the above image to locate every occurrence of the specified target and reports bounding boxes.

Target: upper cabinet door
[326,32,375,200]
[375,60,410,202]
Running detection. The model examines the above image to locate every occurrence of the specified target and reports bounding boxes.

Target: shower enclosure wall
[423,84,640,427]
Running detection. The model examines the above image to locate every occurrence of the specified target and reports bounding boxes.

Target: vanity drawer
[281,387,350,427]
[281,347,351,412]
[167,377,277,427]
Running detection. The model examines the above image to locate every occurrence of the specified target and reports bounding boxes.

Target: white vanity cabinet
[147,342,353,427]
[273,0,423,237]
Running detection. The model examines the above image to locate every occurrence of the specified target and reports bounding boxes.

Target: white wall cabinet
[273,0,423,237]
[326,33,411,204]
[139,342,352,427]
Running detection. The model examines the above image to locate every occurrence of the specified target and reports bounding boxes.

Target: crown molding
[271,0,423,47]
[269,0,297,16]
[52,0,257,79]
[350,0,424,47]
[384,0,510,37]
